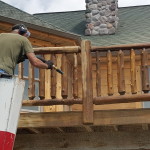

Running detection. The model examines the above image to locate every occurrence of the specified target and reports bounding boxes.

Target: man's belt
[0,70,12,79]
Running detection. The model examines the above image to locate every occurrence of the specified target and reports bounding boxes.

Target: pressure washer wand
[37,56,64,75]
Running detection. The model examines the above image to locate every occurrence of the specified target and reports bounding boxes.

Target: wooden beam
[96,51,101,97]
[33,46,80,54]
[51,54,57,99]
[141,49,150,93]
[61,53,68,99]
[28,62,35,100]
[81,40,93,124]
[93,94,150,105]
[14,130,150,150]
[130,49,137,94]
[22,93,150,106]
[39,67,45,100]
[43,54,52,112]
[18,109,150,128]
[73,53,78,98]
[117,50,125,95]
[28,28,77,46]
[15,130,150,150]
[18,63,24,79]
[107,50,114,96]
[22,99,82,106]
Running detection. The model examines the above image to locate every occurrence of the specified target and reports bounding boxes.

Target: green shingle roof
[0,1,80,40]
[34,5,150,46]
[0,1,57,30]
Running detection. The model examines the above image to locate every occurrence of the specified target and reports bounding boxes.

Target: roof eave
[0,16,82,44]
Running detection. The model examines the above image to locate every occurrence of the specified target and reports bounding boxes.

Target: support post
[107,50,114,96]
[130,49,137,94]
[0,77,25,150]
[141,49,150,93]
[96,51,101,97]
[117,50,125,95]
[81,40,93,124]
[61,53,68,99]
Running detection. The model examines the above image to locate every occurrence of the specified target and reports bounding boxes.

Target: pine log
[81,40,93,124]
[39,68,45,99]
[130,49,137,94]
[96,51,101,96]
[117,50,125,95]
[107,50,114,95]
[28,62,35,99]
[18,62,24,79]
[61,53,68,99]
[73,53,78,98]
[51,54,57,99]
[141,49,150,93]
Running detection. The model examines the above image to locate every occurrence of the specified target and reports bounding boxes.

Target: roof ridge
[34,10,85,15]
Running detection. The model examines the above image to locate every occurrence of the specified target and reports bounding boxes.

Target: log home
[1,1,150,150]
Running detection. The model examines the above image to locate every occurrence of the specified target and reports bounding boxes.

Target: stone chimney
[85,0,119,35]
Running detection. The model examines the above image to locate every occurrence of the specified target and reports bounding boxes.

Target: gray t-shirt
[0,33,34,74]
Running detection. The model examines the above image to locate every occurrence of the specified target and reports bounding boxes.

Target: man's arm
[26,53,48,69]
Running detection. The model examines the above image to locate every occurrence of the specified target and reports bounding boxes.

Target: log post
[18,63,24,79]
[141,49,150,93]
[81,40,93,124]
[28,62,35,100]
[61,53,68,99]
[130,49,137,94]
[107,50,114,96]
[51,54,57,99]
[39,68,45,100]
[96,51,101,96]
[117,50,125,95]
[73,53,78,98]
[43,54,52,112]
[38,54,45,100]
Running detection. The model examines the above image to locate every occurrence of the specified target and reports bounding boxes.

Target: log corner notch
[81,40,93,124]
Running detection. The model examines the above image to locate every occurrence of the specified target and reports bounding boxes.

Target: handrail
[32,43,150,54]
[33,46,81,54]
[91,43,150,51]
[22,93,150,106]
[20,40,150,125]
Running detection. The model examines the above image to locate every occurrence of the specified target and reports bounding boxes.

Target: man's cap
[11,24,30,37]
[12,24,27,31]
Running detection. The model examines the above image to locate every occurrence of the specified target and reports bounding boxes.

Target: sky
[1,0,150,14]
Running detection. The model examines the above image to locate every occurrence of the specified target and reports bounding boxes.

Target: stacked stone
[85,0,119,35]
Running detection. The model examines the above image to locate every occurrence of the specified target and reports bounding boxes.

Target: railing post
[81,40,93,124]
[28,62,35,100]
[141,48,150,93]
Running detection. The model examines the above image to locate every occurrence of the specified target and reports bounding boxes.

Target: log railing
[19,40,150,124]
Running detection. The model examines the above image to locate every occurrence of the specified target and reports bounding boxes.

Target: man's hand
[45,60,53,69]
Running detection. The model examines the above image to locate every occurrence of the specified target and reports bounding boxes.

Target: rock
[85,29,91,35]
[99,28,109,34]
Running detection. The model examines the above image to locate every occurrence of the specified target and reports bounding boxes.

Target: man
[0,24,54,150]
[0,24,53,76]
